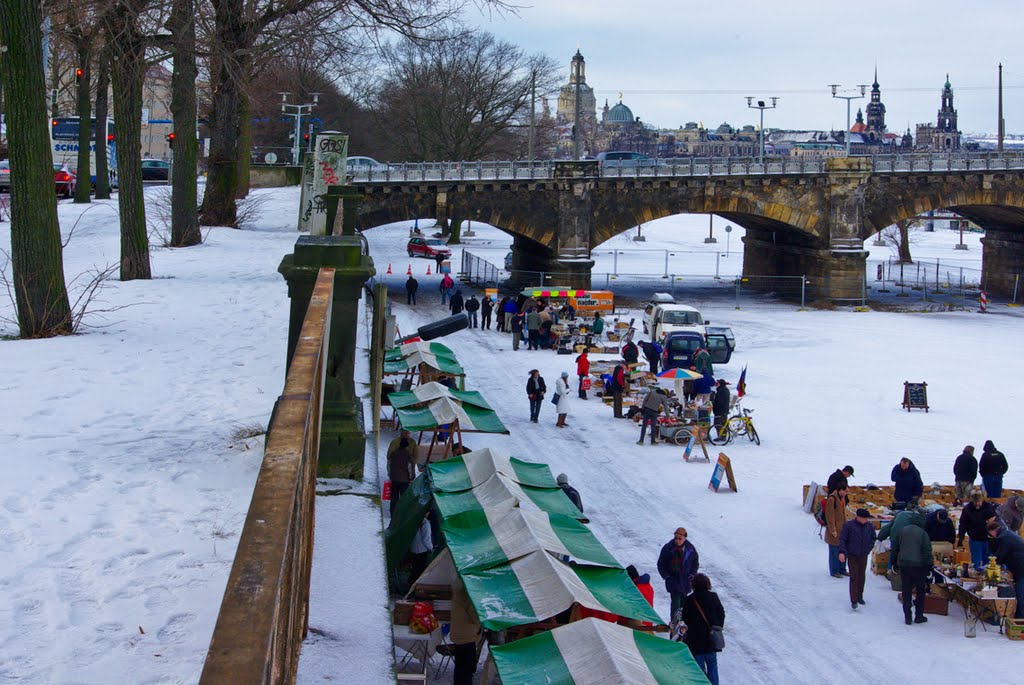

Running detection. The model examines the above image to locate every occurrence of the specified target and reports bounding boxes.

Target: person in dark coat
[387,437,416,517]
[987,521,1024,618]
[953,445,978,503]
[449,289,464,315]
[641,340,662,375]
[556,473,583,513]
[839,508,876,609]
[924,508,956,544]
[711,379,731,439]
[464,295,479,328]
[657,527,700,622]
[958,490,998,570]
[526,369,546,423]
[621,340,640,365]
[827,465,854,494]
[510,310,524,351]
[979,439,1008,498]
[890,458,923,505]
[405,275,419,305]
[611,365,626,419]
[893,521,933,624]
[997,496,1024,535]
[481,296,493,330]
[680,573,724,685]
[495,297,507,332]
[692,347,713,376]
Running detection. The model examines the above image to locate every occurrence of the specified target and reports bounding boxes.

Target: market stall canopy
[490,617,708,685]
[433,468,585,522]
[384,343,464,377]
[442,507,620,572]
[460,550,663,631]
[388,383,508,434]
[656,367,703,380]
[430,447,557,492]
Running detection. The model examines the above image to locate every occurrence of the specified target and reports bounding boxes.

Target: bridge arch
[863,179,1024,237]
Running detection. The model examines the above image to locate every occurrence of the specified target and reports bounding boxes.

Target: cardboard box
[897,592,950,616]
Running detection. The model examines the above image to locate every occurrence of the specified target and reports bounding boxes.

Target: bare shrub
[235,191,269,230]
[229,421,266,442]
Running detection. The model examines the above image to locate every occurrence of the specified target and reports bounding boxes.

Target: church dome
[607,101,635,123]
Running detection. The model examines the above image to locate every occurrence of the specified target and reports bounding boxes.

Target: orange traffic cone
[386,263,392,275]
[407,264,412,276]
[426,264,432,276]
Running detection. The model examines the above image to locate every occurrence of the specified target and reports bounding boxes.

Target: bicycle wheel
[709,424,731,446]
[747,423,760,445]
[727,416,747,436]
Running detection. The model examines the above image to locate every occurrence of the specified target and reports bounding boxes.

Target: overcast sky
[472,0,1022,136]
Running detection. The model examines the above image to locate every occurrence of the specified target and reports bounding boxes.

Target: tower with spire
[915,75,962,151]
[864,68,887,142]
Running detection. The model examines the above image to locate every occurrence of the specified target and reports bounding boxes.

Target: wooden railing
[199,268,334,684]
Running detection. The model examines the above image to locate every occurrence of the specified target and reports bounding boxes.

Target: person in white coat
[555,371,572,427]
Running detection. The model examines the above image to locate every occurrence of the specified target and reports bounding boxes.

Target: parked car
[407,236,451,259]
[661,329,735,370]
[0,160,10,191]
[53,163,77,198]
[346,155,382,168]
[141,159,170,181]
[597,151,652,168]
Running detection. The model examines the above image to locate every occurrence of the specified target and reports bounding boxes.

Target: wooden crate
[897,592,949,616]
[1005,617,1024,640]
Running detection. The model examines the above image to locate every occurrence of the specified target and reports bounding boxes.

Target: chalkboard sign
[902,382,929,412]
[708,453,737,493]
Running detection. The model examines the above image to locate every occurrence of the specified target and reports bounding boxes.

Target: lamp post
[280,91,320,165]
[745,96,778,161]
[829,84,867,157]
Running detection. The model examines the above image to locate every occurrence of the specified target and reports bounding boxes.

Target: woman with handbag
[526,370,546,423]
[681,573,725,685]
[554,371,572,427]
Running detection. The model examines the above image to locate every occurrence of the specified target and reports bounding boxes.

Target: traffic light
[166,132,175,144]
[303,133,310,142]
[75,67,83,84]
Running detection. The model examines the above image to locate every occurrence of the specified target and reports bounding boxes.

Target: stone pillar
[982,228,1024,297]
[553,160,598,288]
[279,234,375,478]
[819,157,872,302]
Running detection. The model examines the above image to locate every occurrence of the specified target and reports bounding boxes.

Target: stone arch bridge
[350,156,1024,300]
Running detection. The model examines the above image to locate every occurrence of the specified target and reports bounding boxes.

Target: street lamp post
[829,84,867,157]
[280,92,321,165]
[745,96,778,161]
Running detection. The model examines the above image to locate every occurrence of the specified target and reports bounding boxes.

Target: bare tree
[0,0,73,336]
[166,0,200,246]
[878,218,919,264]
[375,31,559,161]
[197,0,512,228]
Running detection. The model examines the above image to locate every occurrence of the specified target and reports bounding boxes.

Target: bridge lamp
[830,84,868,157]
[746,96,778,162]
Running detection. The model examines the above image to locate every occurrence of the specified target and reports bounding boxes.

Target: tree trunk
[168,0,200,246]
[235,92,250,199]
[107,2,151,280]
[0,0,73,337]
[199,0,246,227]
[897,221,913,264]
[74,43,92,203]
[94,46,111,199]
[448,217,463,244]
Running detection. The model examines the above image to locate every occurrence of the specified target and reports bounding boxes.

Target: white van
[644,303,708,341]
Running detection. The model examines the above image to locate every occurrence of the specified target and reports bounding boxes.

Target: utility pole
[745,96,778,161]
[528,69,536,161]
[998,62,1004,153]
[280,92,320,165]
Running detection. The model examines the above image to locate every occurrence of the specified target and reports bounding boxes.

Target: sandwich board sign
[708,453,737,493]
[682,429,710,463]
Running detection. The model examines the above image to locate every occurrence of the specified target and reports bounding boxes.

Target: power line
[592,85,1024,96]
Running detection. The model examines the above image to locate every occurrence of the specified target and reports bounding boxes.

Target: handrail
[346,152,1024,183]
[199,268,335,685]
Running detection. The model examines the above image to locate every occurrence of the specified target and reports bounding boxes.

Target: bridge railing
[199,268,334,685]
[347,152,1024,182]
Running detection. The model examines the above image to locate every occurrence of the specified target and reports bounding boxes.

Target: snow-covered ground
[1,188,1019,684]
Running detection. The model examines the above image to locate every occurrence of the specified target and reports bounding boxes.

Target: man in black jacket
[988,521,1024,618]
[711,379,731,439]
[958,490,998,571]
[827,466,854,494]
[980,440,1009,498]
[464,295,480,328]
[556,473,583,513]
[449,289,464,315]
[526,369,546,423]
[405,275,419,305]
[953,445,978,503]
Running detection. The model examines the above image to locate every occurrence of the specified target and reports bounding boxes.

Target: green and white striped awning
[490,617,708,685]
[459,551,664,631]
[433,470,584,521]
[442,507,619,572]
[430,447,558,492]
[388,383,507,434]
[383,344,464,376]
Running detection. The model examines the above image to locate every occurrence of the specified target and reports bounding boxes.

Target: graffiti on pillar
[297,155,316,232]
[309,132,348,236]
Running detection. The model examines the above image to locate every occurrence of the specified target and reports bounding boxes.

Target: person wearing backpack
[680,573,725,685]
[825,486,851,578]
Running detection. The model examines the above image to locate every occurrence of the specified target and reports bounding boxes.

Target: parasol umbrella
[656,367,702,398]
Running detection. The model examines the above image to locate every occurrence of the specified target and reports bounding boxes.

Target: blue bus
[50,116,118,187]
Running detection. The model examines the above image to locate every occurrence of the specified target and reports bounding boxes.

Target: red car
[54,163,77,198]
[407,237,451,259]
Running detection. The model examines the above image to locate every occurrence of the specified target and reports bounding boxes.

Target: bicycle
[709,407,760,446]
